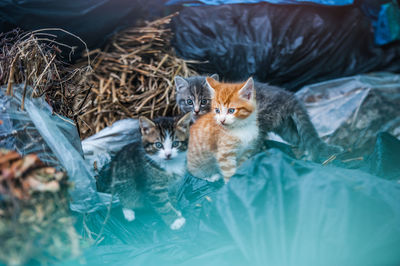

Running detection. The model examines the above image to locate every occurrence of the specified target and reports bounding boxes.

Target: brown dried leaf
[15,154,40,178]
[0,151,20,165]
[27,177,60,192]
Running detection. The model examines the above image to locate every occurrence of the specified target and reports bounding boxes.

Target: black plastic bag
[171,3,400,91]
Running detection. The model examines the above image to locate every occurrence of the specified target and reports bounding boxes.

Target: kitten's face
[206,77,256,128]
[139,113,191,164]
[175,74,218,120]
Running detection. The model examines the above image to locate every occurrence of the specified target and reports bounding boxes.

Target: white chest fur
[229,113,259,148]
[160,151,187,176]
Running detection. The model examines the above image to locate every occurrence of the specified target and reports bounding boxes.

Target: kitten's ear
[174,76,189,92]
[210,73,219,81]
[139,116,156,135]
[205,77,218,97]
[238,77,254,101]
[176,112,192,130]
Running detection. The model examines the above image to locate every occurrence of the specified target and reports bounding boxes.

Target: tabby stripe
[148,190,168,198]
[217,153,236,161]
[153,199,169,207]
[157,205,177,215]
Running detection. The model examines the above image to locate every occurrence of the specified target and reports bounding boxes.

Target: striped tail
[292,100,343,162]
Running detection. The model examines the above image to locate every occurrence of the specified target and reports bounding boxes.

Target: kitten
[110,113,191,230]
[175,74,219,121]
[187,77,260,183]
[179,75,342,162]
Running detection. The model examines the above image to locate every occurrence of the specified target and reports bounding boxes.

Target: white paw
[122,208,135,221]
[170,217,186,230]
[204,174,221,182]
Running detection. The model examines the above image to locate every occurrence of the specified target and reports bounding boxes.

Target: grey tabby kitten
[175,74,219,121]
[111,113,191,230]
[176,75,342,161]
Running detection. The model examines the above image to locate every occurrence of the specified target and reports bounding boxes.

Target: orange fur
[187,77,258,183]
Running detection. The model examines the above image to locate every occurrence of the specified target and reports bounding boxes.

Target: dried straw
[0,28,91,118]
[75,13,199,138]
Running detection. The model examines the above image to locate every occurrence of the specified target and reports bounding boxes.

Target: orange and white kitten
[187,77,259,183]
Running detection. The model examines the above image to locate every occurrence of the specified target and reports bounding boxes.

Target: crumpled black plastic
[171,3,400,91]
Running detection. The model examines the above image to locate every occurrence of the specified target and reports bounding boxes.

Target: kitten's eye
[186,99,193,105]
[215,108,220,114]
[154,142,163,149]
[172,141,180,148]
[200,99,208,105]
[228,108,235,114]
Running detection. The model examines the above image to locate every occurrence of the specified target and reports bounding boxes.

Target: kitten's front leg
[216,148,237,183]
[148,186,186,230]
[162,202,186,230]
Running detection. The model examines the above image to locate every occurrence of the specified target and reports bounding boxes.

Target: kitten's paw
[204,174,221,182]
[122,208,135,222]
[170,217,186,230]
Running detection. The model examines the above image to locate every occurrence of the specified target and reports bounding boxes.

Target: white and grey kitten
[110,113,191,230]
[175,74,219,121]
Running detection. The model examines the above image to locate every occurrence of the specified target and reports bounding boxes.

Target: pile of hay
[75,13,199,138]
[0,29,90,119]
[0,15,199,139]
[0,149,79,265]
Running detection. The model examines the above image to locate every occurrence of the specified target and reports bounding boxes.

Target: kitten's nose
[220,118,226,125]
[165,153,171,159]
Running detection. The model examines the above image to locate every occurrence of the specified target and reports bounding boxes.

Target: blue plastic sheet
[166,0,353,5]
[375,1,400,45]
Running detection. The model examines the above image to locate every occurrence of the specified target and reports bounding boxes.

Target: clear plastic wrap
[295,72,400,155]
[0,85,111,212]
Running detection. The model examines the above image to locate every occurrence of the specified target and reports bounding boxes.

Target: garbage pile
[0,2,399,265]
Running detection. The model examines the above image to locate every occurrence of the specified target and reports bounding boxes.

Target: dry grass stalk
[0,28,91,120]
[75,13,199,138]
